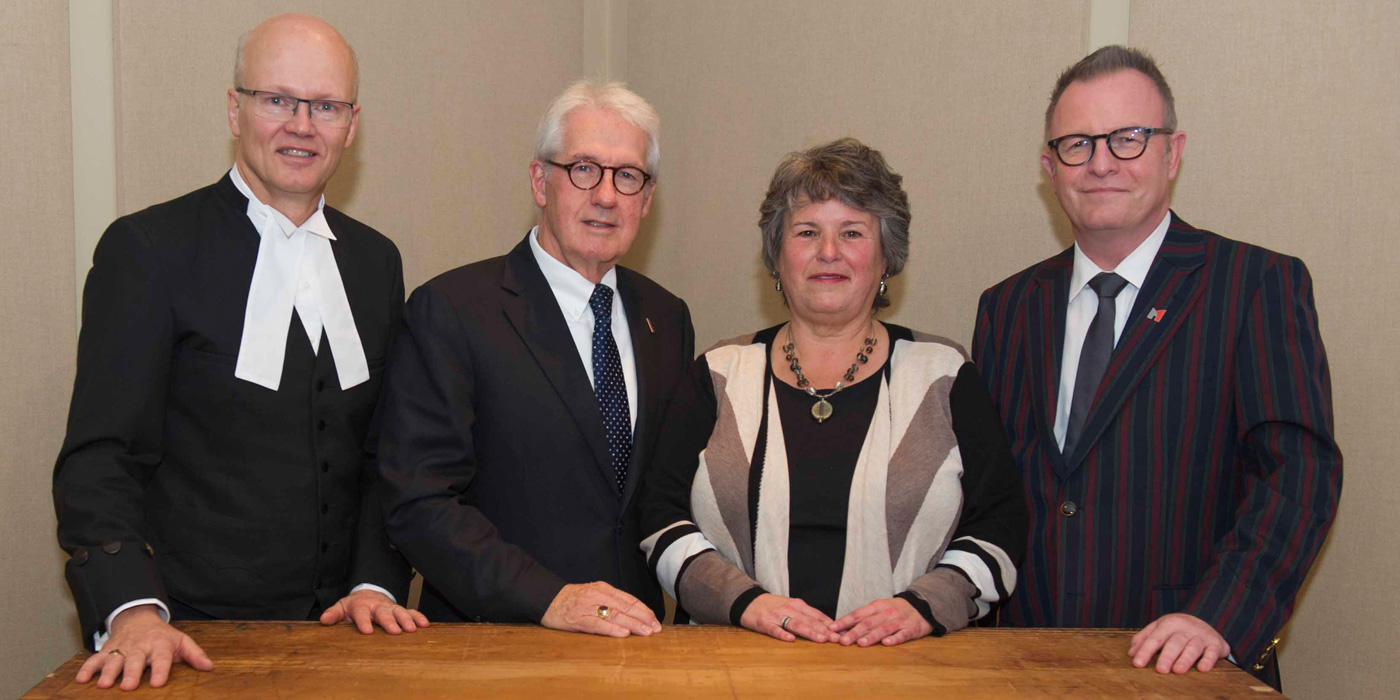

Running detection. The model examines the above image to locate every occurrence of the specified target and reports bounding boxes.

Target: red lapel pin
[646,318,655,334]
[1147,308,1166,323]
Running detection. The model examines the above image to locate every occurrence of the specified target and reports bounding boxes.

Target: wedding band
[595,605,611,620]
[108,649,124,657]
[780,616,792,631]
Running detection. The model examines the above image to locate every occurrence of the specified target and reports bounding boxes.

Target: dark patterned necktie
[1063,272,1129,457]
[589,284,632,494]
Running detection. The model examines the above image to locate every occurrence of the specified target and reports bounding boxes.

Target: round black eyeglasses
[1047,127,1174,166]
[546,160,652,196]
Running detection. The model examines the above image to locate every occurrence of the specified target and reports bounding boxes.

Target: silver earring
[775,279,783,293]
[878,279,887,296]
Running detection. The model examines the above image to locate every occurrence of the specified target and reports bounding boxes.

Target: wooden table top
[24,622,1283,698]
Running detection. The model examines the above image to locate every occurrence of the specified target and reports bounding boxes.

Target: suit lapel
[617,270,657,509]
[1063,219,1208,474]
[1028,249,1073,477]
[498,237,615,491]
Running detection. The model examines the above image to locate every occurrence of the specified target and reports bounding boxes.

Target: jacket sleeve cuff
[904,567,979,636]
[674,550,763,625]
[894,591,946,637]
[728,586,766,627]
[65,541,168,651]
[519,568,569,623]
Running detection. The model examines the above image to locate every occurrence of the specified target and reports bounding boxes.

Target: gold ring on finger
[596,605,611,620]
[108,649,125,657]
[780,616,792,631]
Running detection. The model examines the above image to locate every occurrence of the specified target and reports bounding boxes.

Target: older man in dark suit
[972,46,1341,691]
[376,81,694,636]
[54,14,424,692]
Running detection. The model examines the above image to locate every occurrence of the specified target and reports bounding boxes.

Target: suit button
[473,616,483,623]
[321,503,330,515]
[72,548,89,566]
[321,542,330,553]
[316,380,326,392]
[101,540,122,555]
[317,419,327,431]
[321,461,330,473]
[615,523,624,534]
[1060,501,1078,517]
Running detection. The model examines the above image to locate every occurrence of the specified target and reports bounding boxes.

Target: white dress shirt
[529,227,638,431]
[1053,211,1171,450]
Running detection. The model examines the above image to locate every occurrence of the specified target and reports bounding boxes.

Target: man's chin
[266,176,328,198]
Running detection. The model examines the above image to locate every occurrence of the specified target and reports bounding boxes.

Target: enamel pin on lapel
[1147,308,1166,323]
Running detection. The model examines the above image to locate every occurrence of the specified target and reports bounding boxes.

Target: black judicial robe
[53,174,409,648]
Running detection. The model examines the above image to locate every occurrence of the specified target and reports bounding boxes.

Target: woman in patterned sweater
[640,138,1027,646]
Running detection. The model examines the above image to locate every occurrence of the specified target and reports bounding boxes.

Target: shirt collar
[528,226,618,321]
[1068,210,1171,302]
[228,165,335,241]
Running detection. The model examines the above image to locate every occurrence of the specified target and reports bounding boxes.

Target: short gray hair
[1046,44,1175,135]
[758,138,910,309]
[535,80,660,178]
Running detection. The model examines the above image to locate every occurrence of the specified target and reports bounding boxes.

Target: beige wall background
[112,0,587,290]
[0,3,81,698]
[624,0,1086,355]
[1130,4,1400,699]
[4,1,1395,697]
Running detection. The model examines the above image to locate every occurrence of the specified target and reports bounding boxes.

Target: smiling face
[1042,69,1185,247]
[777,198,885,325]
[228,15,359,223]
[529,106,654,284]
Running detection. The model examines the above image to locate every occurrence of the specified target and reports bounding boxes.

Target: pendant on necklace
[811,397,834,423]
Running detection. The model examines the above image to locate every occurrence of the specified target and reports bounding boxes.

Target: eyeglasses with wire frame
[1047,127,1174,166]
[235,88,356,127]
[545,159,652,196]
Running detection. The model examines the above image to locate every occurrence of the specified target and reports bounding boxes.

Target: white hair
[535,80,660,178]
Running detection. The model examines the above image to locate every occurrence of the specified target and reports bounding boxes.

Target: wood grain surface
[24,622,1284,698]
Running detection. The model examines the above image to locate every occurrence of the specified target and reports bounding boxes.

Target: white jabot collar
[528,226,619,318]
[230,165,369,391]
[1068,210,1171,303]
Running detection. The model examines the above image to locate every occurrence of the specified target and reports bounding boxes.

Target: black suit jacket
[377,235,695,622]
[53,174,411,648]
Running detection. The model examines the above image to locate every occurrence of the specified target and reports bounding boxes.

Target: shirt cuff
[349,583,397,604]
[95,598,170,651]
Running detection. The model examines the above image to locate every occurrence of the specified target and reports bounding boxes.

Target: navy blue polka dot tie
[589,284,632,495]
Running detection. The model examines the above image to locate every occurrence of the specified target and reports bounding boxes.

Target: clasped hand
[740,594,932,646]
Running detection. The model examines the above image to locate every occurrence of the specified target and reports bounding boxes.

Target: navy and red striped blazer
[972,213,1341,677]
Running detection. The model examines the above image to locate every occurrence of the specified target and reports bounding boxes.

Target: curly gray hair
[758,138,910,309]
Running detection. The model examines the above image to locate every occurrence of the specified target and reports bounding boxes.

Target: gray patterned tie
[1064,272,1129,457]
[589,284,632,494]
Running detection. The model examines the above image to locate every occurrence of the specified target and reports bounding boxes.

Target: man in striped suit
[972,45,1341,690]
